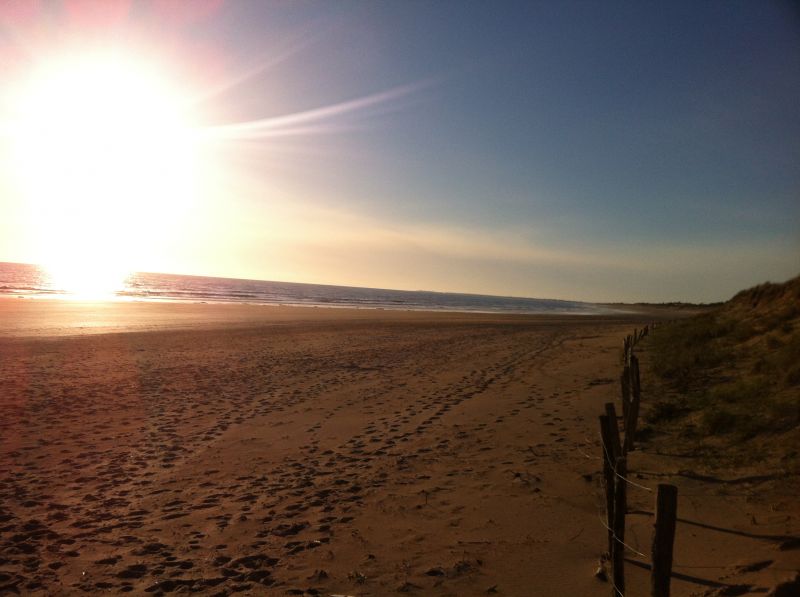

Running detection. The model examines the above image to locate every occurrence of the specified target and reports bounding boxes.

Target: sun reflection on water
[43,260,129,300]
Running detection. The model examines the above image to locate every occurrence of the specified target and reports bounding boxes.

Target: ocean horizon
[0,261,609,315]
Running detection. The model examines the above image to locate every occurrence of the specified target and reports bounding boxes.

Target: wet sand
[0,299,796,595]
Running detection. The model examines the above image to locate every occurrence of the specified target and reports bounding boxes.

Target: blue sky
[1,1,798,301]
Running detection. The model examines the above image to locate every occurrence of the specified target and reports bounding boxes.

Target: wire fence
[591,323,799,596]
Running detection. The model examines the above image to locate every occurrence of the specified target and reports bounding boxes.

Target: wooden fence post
[599,415,616,557]
[624,356,641,454]
[605,402,622,461]
[612,456,627,596]
[631,355,641,397]
[620,366,631,426]
[651,484,678,597]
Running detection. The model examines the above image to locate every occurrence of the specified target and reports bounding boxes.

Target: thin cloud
[202,81,427,141]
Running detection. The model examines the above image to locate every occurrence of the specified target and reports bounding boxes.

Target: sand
[0,298,797,596]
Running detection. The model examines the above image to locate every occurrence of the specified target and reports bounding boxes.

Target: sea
[0,261,608,315]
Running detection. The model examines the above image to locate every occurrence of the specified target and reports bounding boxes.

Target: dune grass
[642,276,800,468]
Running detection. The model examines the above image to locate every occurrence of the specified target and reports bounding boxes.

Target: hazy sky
[0,1,798,302]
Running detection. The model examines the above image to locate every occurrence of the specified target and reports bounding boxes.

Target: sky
[0,0,798,302]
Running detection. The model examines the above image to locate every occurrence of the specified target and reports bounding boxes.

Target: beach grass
[642,276,800,467]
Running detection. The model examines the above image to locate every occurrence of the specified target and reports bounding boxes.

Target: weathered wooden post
[624,356,641,454]
[599,415,616,556]
[605,402,622,461]
[651,484,678,597]
[620,365,631,425]
[612,456,627,595]
[631,355,641,396]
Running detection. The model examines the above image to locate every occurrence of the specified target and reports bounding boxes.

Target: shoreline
[2,292,613,315]
[0,295,672,338]
[0,261,609,317]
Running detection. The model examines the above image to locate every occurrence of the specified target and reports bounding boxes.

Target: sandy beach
[0,298,796,596]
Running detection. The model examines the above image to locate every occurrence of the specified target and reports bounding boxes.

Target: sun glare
[6,50,199,297]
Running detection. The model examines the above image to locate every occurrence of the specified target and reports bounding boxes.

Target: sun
[5,50,200,297]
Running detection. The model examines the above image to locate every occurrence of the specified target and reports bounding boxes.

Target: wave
[0,262,604,315]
